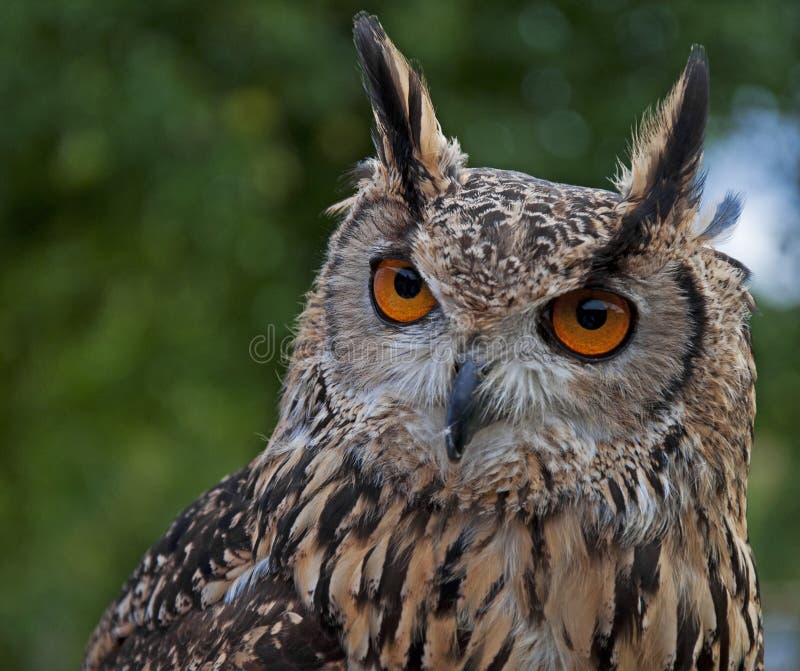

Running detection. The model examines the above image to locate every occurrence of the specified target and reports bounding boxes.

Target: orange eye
[371,258,437,324]
[549,289,634,358]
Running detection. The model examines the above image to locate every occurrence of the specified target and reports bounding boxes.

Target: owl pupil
[576,299,607,330]
[394,267,422,299]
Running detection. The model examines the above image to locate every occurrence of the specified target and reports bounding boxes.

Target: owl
[84,12,763,671]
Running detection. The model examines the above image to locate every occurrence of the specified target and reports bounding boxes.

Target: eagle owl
[84,13,763,671]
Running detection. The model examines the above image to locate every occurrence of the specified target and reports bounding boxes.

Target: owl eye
[548,288,634,359]
[371,258,437,324]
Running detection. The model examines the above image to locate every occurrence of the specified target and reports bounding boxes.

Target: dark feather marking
[462,645,484,671]
[351,508,382,540]
[259,448,317,536]
[313,555,334,624]
[661,265,706,408]
[608,540,661,653]
[406,623,427,670]
[436,571,463,615]
[536,453,554,491]
[356,545,377,604]
[476,575,506,619]
[621,466,640,504]
[524,568,544,623]
[743,587,756,649]
[494,490,509,516]
[583,524,604,556]
[607,478,626,515]
[725,523,745,595]
[309,410,333,438]
[436,528,470,614]
[740,554,755,648]
[709,560,731,671]
[270,498,307,564]
[355,472,384,505]
[663,425,684,455]
[317,482,359,545]
[377,540,414,644]
[485,634,514,671]
[611,569,639,644]
[697,643,714,671]
[404,500,434,536]
[408,73,423,149]
[530,515,548,566]
[455,621,472,658]
[673,598,700,671]
[640,265,705,424]
[591,630,615,671]
[633,540,661,594]
[644,466,665,498]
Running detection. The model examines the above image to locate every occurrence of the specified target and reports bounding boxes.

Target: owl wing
[90,578,345,670]
[83,466,346,670]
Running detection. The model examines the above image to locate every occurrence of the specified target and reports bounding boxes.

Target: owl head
[283,14,754,512]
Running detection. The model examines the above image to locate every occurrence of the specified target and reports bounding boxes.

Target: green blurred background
[1,1,798,669]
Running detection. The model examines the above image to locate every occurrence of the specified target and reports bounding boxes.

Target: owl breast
[250,419,760,671]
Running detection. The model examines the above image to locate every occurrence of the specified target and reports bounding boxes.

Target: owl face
[312,17,752,478]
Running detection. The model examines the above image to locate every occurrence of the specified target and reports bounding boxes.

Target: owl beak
[445,353,485,461]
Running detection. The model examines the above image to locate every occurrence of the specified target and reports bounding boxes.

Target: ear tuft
[621,45,708,214]
[353,13,462,210]
[606,46,710,260]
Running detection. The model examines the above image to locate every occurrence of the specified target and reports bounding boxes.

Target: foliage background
[1,1,798,668]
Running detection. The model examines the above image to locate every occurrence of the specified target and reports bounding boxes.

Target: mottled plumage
[84,13,762,671]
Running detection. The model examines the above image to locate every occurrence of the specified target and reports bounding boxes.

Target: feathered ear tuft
[353,13,463,212]
[610,46,709,257]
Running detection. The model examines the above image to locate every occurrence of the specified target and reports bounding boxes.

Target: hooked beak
[445,353,486,461]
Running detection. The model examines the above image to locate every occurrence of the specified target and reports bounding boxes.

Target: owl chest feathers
[246,407,762,671]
